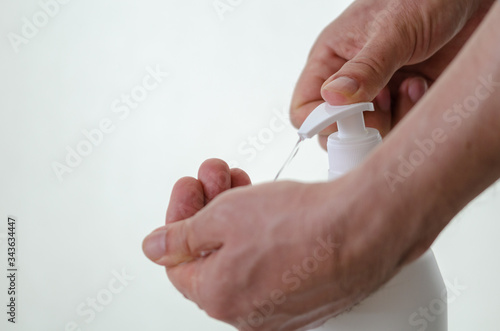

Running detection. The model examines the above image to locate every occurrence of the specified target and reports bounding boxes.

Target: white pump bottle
[297,102,447,331]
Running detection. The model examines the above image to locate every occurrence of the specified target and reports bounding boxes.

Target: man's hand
[143,159,418,330]
[142,2,500,330]
[291,0,494,149]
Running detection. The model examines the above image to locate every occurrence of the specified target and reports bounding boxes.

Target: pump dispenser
[298,102,381,179]
[298,102,447,331]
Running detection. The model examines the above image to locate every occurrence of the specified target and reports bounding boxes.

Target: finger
[321,32,408,106]
[318,31,411,140]
[374,86,392,114]
[230,168,252,188]
[291,53,347,151]
[392,76,428,127]
[291,39,400,147]
[291,52,347,130]
[143,212,222,267]
[165,177,205,224]
[363,86,393,137]
[198,159,232,203]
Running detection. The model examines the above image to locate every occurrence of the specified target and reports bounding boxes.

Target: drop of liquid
[274,136,304,181]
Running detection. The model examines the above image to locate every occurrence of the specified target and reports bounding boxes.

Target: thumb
[321,38,406,105]
[143,212,222,268]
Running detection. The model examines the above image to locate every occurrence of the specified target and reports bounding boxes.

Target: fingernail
[323,77,359,96]
[408,78,428,104]
[143,229,167,262]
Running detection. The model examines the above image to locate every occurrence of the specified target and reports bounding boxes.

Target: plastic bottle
[297,102,447,331]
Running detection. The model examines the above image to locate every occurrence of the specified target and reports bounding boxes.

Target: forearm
[355,2,500,262]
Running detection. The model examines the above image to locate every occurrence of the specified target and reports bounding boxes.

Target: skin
[291,0,495,148]
[143,1,500,330]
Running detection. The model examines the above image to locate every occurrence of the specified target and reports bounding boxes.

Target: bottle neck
[327,128,383,181]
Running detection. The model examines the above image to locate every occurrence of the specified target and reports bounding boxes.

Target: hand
[291,0,494,149]
[142,159,420,330]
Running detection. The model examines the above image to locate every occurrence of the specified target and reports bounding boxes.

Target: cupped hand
[291,0,494,149]
[142,159,419,330]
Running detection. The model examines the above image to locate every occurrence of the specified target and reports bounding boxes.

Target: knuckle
[349,56,386,81]
[164,224,192,263]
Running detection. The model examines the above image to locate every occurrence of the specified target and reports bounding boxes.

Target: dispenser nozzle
[297,102,374,140]
[297,102,381,180]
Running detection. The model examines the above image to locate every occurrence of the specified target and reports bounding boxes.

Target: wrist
[353,149,448,266]
[322,167,420,276]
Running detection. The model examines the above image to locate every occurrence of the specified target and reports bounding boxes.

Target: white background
[0,1,499,330]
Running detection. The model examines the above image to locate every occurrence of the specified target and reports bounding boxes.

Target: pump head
[298,102,374,139]
[297,102,382,179]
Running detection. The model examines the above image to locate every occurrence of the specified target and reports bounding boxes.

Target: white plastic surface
[297,102,382,178]
[297,102,374,139]
[311,251,447,331]
[327,127,382,179]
